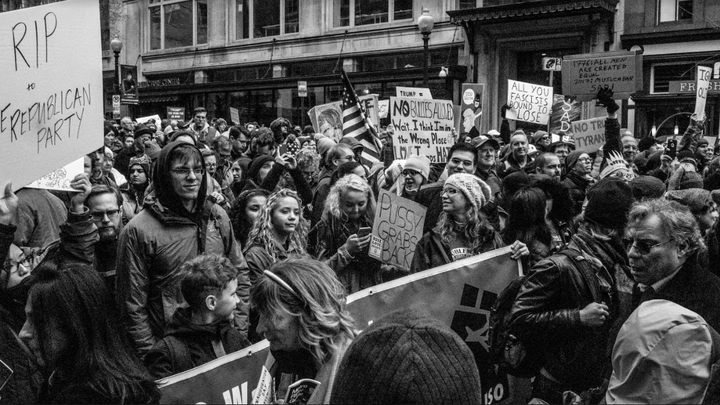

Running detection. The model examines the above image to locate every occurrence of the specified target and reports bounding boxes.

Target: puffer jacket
[116,141,249,358]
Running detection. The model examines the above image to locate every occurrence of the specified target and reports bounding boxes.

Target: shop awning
[448,0,618,24]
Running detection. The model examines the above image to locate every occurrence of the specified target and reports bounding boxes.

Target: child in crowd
[144,255,250,378]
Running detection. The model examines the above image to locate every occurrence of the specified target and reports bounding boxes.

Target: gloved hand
[597,88,619,114]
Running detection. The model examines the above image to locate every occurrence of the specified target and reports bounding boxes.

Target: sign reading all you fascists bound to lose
[368,189,426,270]
[562,51,643,100]
[506,80,553,125]
[0,0,104,191]
[389,97,455,163]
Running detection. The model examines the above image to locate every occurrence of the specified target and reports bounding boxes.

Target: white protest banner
[572,117,606,153]
[136,114,161,125]
[378,99,389,119]
[158,248,520,404]
[695,66,712,121]
[396,86,432,99]
[0,0,103,192]
[25,157,83,191]
[389,97,455,163]
[506,80,553,125]
[229,107,240,125]
[562,51,643,100]
[368,189,426,270]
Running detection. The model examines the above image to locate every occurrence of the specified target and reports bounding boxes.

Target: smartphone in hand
[666,139,677,159]
[357,227,372,238]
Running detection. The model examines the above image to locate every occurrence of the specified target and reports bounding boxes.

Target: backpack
[488,248,595,378]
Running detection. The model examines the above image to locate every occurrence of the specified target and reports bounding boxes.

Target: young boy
[144,255,251,378]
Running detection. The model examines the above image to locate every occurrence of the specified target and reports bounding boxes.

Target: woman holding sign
[411,173,529,272]
[311,174,382,294]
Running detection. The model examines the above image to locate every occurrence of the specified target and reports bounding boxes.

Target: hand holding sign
[69,173,92,214]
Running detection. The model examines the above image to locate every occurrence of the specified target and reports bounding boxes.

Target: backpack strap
[164,336,193,373]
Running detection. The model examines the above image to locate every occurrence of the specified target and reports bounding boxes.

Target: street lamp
[418,8,434,86]
[110,37,123,94]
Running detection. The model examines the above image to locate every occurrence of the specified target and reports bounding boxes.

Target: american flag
[341,69,381,167]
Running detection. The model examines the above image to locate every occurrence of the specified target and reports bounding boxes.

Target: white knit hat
[444,173,492,213]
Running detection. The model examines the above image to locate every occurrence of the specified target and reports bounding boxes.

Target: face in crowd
[194,111,207,129]
[445,150,476,175]
[170,154,203,210]
[87,191,123,242]
[129,164,148,187]
[537,154,562,180]
[477,144,496,170]
[621,136,638,164]
[341,187,368,221]
[271,196,301,238]
[510,135,528,160]
[244,194,268,227]
[204,155,218,177]
[441,185,469,218]
[627,214,684,286]
[572,153,593,177]
[257,307,301,352]
[553,144,570,165]
[402,169,425,195]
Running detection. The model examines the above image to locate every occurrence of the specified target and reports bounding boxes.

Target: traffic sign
[542,57,562,71]
[298,81,307,97]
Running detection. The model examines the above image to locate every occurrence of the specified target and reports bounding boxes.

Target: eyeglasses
[170,167,205,177]
[90,209,120,221]
[624,238,674,255]
[402,169,420,177]
[442,187,459,196]
[577,157,593,163]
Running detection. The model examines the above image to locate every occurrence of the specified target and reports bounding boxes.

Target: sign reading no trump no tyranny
[0,0,104,191]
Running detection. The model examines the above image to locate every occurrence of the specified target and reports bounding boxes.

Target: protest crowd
[4,79,720,405]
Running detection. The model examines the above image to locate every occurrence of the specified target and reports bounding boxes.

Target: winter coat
[562,171,592,215]
[14,188,67,248]
[411,225,505,272]
[144,307,251,379]
[116,141,250,358]
[310,168,334,229]
[244,240,306,286]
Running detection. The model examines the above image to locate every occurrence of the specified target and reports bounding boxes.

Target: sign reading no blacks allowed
[0,0,104,191]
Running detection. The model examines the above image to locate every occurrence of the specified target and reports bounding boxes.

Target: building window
[149,0,207,50]
[658,0,693,23]
[458,0,480,9]
[235,0,299,40]
[333,0,412,27]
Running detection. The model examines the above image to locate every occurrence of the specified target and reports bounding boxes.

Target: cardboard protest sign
[229,107,240,125]
[25,157,83,191]
[136,114,161,125]
[378,100,389,119]
[158,247,521,404]
[549,95,581,135]
[461,83,484,134]
[562,51,643,100]
[571,117,606,153]
[0,0,103,192]
[166,107,184,120]
[389,97,455,163]
[396,86,432,99]
[368,189,426,270]
[506,80,553,125]
[695,66,712,121]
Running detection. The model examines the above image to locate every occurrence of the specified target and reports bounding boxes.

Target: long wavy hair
[250,258,357,365]
[437,192,494,249]
[322,174,376,223]
[230,189,271,247]
[502,186,551,247]
[246,189,309,259]
[27,262,160,402]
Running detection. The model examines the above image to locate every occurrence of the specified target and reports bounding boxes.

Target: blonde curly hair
[246,188,309,259]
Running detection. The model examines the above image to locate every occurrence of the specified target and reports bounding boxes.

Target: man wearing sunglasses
[627,198,720,332]
[116,141,250,359]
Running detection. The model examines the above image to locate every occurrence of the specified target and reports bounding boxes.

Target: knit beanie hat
[606,300,713,404]
[665,188,713,215]
[584,177,634,230]
[315,135,337,157]
[532,130,549,143]
[247,155,275,183]
[403,155,431,181]
[630,176,666,201]
[329,309,482,404]
[679,171,704,190]
[444,173,492,213]
[565,150,585,173]
[128,155,151,176]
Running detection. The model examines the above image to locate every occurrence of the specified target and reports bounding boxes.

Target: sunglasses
[623,238,674,255]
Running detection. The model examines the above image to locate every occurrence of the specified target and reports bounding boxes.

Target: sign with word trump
[368,189,426,270]
[0,0,103,191]
[695,66,712,121]
[506,80,553,125]
[572,117,606,153]
[562,51,643,100]
[389,97,455,163]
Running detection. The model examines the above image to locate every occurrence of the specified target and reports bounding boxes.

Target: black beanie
[329,309,482,404]
[630,175,666,201]
[584,178,634,230]
[247,155,275,183]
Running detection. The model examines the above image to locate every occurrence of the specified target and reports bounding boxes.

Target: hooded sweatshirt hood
[153,141,207,221]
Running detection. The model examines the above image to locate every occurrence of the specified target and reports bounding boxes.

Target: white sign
[695,66,712,121]
[542,57,562,71]
[229,107,239,125]
[25,157,83,191]
[0,0,103,191]
[571,117,606,153]
[389,97,455,163]
[298,80,307,98]
[378,100,389,119]
[506,80,553,125]
[395,86,432,99]
[135,114,161,125]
